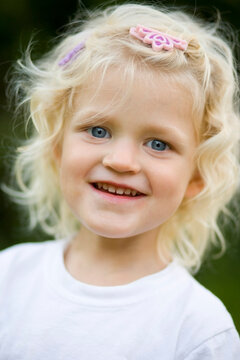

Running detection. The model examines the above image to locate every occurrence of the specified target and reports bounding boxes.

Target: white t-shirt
[0,238,239,360]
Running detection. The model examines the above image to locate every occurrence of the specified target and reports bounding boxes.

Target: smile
[92,182,143,197]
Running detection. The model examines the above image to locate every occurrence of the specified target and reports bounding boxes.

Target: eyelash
[86,126,110,139]
[85,126,171,152]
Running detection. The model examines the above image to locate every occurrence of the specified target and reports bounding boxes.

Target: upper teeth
[96,182,140,196]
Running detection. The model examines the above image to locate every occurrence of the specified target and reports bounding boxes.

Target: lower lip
[89,184,146,203]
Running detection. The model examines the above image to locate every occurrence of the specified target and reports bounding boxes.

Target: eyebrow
[71,109,189,145]
[144,123,188,143]
[71,110,112,126]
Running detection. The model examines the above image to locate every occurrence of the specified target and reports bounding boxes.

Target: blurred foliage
[0,0,240,333]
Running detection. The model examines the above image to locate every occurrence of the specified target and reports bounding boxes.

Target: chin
[84,222,139,239]
[92,228,136,239]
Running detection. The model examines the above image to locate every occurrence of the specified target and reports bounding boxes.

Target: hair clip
[58,40,85,66]
[129,25,188,51]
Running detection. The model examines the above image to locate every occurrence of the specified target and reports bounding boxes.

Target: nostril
[102,153,141,174]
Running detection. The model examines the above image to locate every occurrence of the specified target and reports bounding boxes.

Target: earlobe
[52,143,62,167]
[185,178,204,198]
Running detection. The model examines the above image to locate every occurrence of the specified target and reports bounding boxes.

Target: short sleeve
[184,328,240,360]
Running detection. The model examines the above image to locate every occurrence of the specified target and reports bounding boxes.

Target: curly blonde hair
[6,3,240,273]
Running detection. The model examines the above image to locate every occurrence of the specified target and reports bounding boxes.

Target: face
[55,69,201,240]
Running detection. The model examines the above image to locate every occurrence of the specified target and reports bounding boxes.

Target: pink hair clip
[58,40,85,66]
[129,25,188,52]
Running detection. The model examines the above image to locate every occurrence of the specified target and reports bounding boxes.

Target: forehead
[71,67,196,122]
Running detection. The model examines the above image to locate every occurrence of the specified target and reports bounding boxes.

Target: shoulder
[0,239,55,262]
[174,265,239,358]
[0,239,64,281]
[183,327,240,360]
[185,273,234,329]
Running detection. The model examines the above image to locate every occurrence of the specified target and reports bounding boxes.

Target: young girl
[1,3,240,359]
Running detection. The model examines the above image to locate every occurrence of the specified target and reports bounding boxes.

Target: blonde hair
[6,3,240,273]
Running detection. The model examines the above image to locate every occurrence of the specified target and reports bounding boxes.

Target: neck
[64,226,171,286]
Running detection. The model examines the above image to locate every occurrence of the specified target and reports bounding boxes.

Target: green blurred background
[0,0,239,333]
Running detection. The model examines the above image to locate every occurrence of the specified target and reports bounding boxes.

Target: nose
[102,139,141,174]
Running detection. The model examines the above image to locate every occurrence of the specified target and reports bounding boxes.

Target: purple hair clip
[58,40,85,66]
[129,25,188,52]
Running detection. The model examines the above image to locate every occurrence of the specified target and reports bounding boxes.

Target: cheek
[60,139,94,177]
[151,161,191,201]
[58,143,87,194]
[143,164,190,228]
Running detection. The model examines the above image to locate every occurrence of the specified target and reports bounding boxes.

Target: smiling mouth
[91,182,144,197]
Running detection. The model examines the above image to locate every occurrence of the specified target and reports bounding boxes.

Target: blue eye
[87,126,110,138]
[146,139,169,151]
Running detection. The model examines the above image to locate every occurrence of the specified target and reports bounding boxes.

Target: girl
[1,3,240,359]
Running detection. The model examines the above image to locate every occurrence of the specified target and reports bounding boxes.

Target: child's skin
[55,68,203,286]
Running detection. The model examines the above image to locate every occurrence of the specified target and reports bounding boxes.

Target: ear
[52,142,62,168]
[184,172,204,199]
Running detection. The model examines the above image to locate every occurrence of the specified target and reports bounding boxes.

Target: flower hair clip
[129,25,188,52]
[58,40,85,66]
